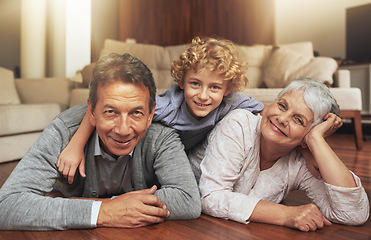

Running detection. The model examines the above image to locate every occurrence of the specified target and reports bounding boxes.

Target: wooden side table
[339,63,371,115]
[339,63,371,143]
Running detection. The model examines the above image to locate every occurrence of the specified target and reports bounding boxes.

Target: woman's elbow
[331,208,369,226]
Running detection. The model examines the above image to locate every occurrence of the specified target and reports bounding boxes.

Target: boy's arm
[56,112,95,184]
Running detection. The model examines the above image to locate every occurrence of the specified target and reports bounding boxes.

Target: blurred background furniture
[0,67,72,163]
[69,39,363,150]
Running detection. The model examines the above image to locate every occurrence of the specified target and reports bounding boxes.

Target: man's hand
[97,185,170,228]
[284,204,332,232]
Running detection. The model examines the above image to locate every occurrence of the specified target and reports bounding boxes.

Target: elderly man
[0,53,201,230]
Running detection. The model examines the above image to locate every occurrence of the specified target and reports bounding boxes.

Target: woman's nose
[277,113,289,126]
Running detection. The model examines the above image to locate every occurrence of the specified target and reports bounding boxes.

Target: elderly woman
[188,78,369,232]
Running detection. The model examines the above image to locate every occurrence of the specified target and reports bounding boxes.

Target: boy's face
[179,69,232,119]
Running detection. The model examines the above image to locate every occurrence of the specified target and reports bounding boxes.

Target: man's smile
[110,135,134,147]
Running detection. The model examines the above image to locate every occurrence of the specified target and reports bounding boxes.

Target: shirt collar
[94,132,133,157]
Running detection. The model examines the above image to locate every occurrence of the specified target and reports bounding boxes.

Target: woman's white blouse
[197,109,369,225]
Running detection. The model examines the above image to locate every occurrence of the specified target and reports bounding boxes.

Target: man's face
[88,81,155,157]
[179,68,231,119]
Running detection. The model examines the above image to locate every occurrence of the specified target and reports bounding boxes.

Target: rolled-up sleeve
[297,163,370,225]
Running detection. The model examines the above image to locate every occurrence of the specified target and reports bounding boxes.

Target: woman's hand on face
[305,113,343,143]
[284,204,332,231]
[322,113,343,138]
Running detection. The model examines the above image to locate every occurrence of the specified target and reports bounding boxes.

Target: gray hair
[89,53,156,111]
[275,77,340,128]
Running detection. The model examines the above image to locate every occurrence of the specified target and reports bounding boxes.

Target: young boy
[57,36,265,183]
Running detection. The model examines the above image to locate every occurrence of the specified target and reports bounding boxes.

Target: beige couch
[70,39,363,150]
[0,67,73,163]
[2,38,362,164]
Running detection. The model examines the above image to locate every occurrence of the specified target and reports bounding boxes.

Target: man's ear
[147,103,156,126]
[87,99,96,127]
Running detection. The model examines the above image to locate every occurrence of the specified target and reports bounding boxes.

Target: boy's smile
[179,69,231,119]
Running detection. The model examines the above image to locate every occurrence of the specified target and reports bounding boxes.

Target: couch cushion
[0,103,61,136]
[263,47,311,88]
[330,87,362,111]
[0,132,42,162]
[15,77,72,111]
[100,39,178,90]
[279,41,314,57]
[242,87,362,111]
[263,47,336,88]
[242,88,282,104]
[236,42,313,89]
[69,88,89,108]
[245,66,265,88]
[292,57,338,86]
[237,45,272,88]
[155,69,174,90]
[0,67,20,104]
[100,39,166,70]
[164,44,189,69]
[80,62,96,88]
[237,44,273,68]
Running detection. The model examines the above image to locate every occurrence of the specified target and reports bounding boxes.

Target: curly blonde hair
[171,36,248,92]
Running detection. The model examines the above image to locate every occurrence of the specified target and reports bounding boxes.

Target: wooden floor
[0,131,370,239]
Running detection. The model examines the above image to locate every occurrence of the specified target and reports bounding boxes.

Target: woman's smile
[269,119,287,136]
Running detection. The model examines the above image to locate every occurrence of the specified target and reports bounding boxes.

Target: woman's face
[260,91,314,148]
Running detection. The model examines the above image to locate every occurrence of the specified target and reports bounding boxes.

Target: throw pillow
[279,41,314,57]
[263,47,336,88]
[100,39,165,69]
[263,47,312,88]
[0,67,21,104]
[291,56,337,87]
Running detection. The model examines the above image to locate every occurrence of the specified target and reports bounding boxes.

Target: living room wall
[1,0,371,77]
[94,0,371,64]
[117,0,275,46]
[0,0,20,76]
[275,0,371,59]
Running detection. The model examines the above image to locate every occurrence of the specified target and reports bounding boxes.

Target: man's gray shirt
[0,104,201,230]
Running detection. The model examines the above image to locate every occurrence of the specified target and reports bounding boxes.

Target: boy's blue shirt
[153,84,264,150]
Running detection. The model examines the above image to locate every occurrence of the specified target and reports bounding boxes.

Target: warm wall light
[20,0,47,78]
[65,0,91,78]
[24,0,92,78]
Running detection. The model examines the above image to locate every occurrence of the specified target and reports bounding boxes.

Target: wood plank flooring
[0,131,370,239]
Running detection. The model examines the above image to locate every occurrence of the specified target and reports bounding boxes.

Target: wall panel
[118,0,274,46]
